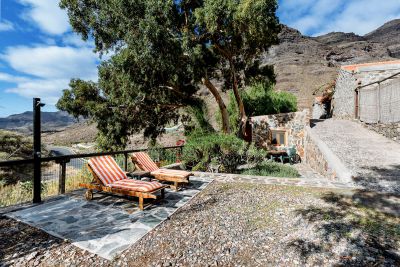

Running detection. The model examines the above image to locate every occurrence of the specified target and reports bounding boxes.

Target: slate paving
[6,176,212,260]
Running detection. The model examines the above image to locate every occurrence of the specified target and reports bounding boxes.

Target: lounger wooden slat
[80,156,167,210]
[131,152,193,191]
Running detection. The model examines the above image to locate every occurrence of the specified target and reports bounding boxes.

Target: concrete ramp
[310,119,400,194]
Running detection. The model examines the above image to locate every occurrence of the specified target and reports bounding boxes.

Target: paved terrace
[6,176,212,260]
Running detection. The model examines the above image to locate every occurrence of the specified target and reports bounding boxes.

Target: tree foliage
[58,0,280,149]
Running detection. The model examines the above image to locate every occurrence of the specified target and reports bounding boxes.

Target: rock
[26,251,38,261]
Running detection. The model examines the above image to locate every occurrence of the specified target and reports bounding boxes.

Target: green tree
[58,0,280,149]
[195,0,280,136]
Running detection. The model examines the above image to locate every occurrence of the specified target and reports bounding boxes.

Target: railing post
[58,161,66,194]
[377,82,381,123]
[33,98,44,203]
[124,152,128,171]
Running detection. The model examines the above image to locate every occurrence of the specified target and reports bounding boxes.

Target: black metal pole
[33,98,42,203]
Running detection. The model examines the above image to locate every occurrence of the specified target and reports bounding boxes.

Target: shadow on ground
[353,164,400,195]
[286,164,400,265]
[288,186,400,266]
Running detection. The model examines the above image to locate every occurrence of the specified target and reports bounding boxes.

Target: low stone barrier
[304,127,353,183]
[362,122,400,143]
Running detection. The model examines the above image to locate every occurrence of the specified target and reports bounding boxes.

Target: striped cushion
[150,169,192,179]
[88,156,127,185]
[110,179,163,192]
[131,152,159,172]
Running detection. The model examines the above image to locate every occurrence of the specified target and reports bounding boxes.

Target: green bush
[244,82,297,116]
[182,131,268,173]
[225,82,297,133]
[182,99,214,135]
[241,161,300,178]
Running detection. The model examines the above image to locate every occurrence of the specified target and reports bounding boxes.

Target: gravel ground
[2,182,399,266]
[0,215,107,266]
[113,182,400,266]
[312,119,400,193]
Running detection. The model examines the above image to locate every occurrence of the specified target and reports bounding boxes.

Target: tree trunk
[202,78,230,134]
[230,61,248,137]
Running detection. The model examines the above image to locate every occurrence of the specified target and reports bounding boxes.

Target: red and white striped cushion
[88,156,127,185]
[110,179,163,192]
[132,152,159,172]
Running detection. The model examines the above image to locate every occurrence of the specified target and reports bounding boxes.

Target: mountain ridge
[264,19,400,109]
[0,111,79,134]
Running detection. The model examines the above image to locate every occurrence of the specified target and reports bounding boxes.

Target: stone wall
[251,109,309,158]
[303,127,353,182]
[332,69,357,119]
[362,122,400,143]
[303,129,333,179]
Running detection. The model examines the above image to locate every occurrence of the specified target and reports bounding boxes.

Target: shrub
[182,99,214,135]
[241,161,300,178]
[244,82,297,116]
[182,131,268,173]
[225,82,297,134]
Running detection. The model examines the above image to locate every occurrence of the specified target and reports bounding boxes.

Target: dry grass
[0,167,92,208]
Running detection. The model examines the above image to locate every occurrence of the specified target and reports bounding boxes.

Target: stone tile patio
[6,176,212,260]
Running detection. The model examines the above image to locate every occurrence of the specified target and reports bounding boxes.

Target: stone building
[333,60,400,119]
[251,109,309,158]
[332,60,400,142]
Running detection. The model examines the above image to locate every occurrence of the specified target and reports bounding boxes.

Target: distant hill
[0,111,79,134]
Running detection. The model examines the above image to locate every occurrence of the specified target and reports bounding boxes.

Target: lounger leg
[85,189,93,200]
[161,188,165,199]
[172,182,179,192]
[139,196,144,210]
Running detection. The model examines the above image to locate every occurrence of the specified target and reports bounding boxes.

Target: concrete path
[311,119,400,194]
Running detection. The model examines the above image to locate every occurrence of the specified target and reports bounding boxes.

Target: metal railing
[0,145,183,208]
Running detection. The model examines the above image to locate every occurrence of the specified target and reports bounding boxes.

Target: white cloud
[2,45,98,80]
[0,72,30,83]
[279,0,400,36]
[19,0,70,35]
[1,45,99,104]
[5,78,69,105]
[62,33,93,48]
[0,20,14,31]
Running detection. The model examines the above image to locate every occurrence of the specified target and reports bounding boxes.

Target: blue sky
[0,0,399,117]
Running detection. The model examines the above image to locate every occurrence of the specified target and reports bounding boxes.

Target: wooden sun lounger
[131,152,193,191]
[80,156,167,210]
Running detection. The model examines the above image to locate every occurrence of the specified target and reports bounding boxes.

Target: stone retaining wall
[251,109,310,158]
[304,126,353,182]
[304,129,334,179]
[362,122,400,143]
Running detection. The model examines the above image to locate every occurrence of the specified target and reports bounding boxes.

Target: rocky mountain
[0,111,79,134]
[263,19,400,110]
